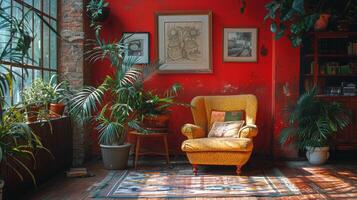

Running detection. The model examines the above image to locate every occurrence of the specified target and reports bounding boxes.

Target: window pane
[24,69,33,89]
[43,16,50,68]
[34,13,42,66]
[43,70,50,82]
[34,0,41,10]
[50,0,57,18]
[24,0,33,6]
[34,69,41,79]
[24,6,34,65]
[43,0,49,15]
[50,20,57,69]
[12,67,23,104]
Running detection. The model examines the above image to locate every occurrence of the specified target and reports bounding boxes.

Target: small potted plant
[279,87,351,165]
[22,79,56,122]
[137,83,188,130]
[86,0,110,22]
[48,75,72,117]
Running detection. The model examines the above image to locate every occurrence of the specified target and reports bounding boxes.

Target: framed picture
[223,28,258,62]
[123,32,150,64]
[155,11,212,73]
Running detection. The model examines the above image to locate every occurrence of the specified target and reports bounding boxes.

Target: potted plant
[21,79,56,122]
[137,83,188,130]
[48,75,72,117]
[86,0,110,22]
[279,87,351,165]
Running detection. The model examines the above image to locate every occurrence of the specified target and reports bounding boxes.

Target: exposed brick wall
[58,0,91,166]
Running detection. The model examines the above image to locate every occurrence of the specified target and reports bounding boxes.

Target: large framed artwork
[223,28,258,62]
[155,11,212,73]
[123,32,150,64]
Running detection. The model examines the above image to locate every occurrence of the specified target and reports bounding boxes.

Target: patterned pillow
[207,121,245,138]
[209,110,245,130]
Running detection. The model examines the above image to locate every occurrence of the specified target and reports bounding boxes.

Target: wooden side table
[129,130,170,169]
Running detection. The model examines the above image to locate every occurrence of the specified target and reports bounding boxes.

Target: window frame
[0,0,59,105]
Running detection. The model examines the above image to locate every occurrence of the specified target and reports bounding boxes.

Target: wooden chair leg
[163,135,170,165]
[134,136,141,169]
[192,164,198,175]
[236,165,242,175]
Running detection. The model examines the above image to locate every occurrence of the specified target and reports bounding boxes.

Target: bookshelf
[301,31,357,151]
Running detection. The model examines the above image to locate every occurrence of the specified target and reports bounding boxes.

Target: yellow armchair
[181,95,258,175]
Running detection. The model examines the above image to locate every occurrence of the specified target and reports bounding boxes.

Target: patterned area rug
[91,165,300,198]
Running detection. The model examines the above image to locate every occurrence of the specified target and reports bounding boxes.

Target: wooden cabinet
[2,117,73,199]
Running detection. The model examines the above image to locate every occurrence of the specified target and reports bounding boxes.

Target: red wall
[91,0,300,157]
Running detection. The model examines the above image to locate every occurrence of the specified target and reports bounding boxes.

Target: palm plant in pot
[280,87,351,165]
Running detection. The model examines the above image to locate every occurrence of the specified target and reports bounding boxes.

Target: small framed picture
[123,32,150,64]
[155,11,212,73]
[223,28,258,62]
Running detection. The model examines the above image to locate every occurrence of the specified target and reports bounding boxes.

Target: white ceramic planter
[306,146,330,165]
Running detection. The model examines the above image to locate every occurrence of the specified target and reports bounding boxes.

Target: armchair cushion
[209,110,245,130]
[208,121,245,138]
[181,137,253,152]
[181,124,206,139]
[238,124,258,138]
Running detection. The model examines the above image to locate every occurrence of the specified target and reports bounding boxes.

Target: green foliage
[86,0,109,26]
[138,83,188,117]
[264,0,318,47]
[0,104,49,185]
[280,87,351,150]
[22,78,56,106]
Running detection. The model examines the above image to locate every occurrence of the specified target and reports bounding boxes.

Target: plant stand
[130,130,170,169]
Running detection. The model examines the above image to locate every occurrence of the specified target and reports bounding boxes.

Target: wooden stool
[130,130,170,169]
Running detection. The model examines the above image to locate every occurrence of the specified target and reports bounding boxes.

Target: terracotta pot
[143,114,170,129]
[315,14,331,31]
[26,105,41,123]
[49,103,65,117]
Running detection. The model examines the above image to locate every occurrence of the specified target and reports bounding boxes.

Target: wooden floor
[20,156,357,200]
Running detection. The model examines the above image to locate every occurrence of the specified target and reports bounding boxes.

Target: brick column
[59,0,91,166]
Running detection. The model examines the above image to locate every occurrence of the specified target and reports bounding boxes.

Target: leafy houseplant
[137,83,188,130]
[0,105,48,187]
[264,0,357,47]
[279,87,351,164]
[48,75,72,117]
[70,0,163,170]
[21,78,56,122]
[86,0,110,23]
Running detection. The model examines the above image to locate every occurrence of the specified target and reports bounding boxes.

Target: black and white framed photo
[223,28,257,62]
[123,32,150,64]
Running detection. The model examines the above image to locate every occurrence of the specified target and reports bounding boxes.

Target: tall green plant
[280,87,351,149]
[70,0,161,145]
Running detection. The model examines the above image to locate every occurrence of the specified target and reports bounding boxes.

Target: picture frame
[123,32,150,64]
[155,11,212,73]
[223,28,258,62]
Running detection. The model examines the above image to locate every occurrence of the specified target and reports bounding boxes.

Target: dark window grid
[5,0,58,104]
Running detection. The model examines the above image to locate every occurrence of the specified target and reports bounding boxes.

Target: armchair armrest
[181,124,206,139]
[238,124,258,138]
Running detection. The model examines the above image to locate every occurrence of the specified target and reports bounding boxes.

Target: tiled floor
[22,156,357,200]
